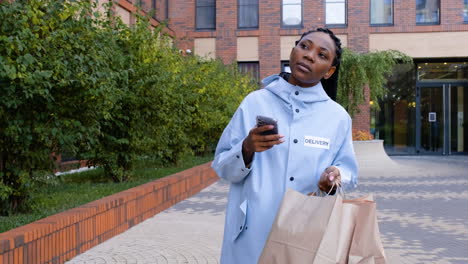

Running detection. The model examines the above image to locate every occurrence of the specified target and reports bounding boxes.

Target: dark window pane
[197,0,215,6]
[239,0,259,28]
[417,62,468,81]
[373,63,416,155]
[196,0,215,29]
[370,0,393,24]
[239,4,259,28]
[416,0,439,24]
[197,7,216,29]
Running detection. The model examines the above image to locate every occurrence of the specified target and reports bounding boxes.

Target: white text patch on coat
[304,136,330,150]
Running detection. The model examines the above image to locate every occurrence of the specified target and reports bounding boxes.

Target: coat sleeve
[212,104,254,184]
[332,116,359,191]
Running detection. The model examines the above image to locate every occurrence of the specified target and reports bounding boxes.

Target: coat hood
[261,74,330,104]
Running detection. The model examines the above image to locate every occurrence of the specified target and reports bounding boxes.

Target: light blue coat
[212,75,358,264]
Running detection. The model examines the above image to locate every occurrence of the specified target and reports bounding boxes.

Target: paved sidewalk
[67,156,468,264]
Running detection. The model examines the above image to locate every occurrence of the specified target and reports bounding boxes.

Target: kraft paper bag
[344,198,387,264]
[258,188,343,263]
[316,194,387,264]
[259,189,387,264]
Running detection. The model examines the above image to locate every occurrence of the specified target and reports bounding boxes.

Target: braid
[284,27,342,101]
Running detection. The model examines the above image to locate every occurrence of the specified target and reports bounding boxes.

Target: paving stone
[67,156,468,264]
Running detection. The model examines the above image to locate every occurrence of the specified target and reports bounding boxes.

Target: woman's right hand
[242,125,284,165]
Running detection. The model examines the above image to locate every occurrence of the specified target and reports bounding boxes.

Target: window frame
[415,0,441,25]
[324,0,347,28]
[238,0,259,30]
[281,0,303,29]
[195,0,216,31]
[369,0,394,26]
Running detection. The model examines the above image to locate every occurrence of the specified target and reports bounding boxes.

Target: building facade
[116,0,468,155]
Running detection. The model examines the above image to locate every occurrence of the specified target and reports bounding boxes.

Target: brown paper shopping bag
[258,188,343,263]
[343,198,387,264]
[315,194,387,264]
[259,189,387,264]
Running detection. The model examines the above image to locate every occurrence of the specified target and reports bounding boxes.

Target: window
[238,0,259,29]
[370,0,393,25]
[282,0,302,27]
[196,0,216,30]
[325,0,346,26]
[152,0,169,21]
[238,62,260,82]
[464,0,468,22]
[416,0,440,24]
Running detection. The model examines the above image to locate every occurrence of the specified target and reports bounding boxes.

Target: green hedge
[0,0,255,215]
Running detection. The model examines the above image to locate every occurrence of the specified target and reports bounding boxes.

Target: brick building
[115,0,468,155]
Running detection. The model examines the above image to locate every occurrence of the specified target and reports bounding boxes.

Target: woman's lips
[296,62,311,73]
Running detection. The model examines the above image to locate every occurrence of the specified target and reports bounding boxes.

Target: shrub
[352,129,375,141]
[0,0,254,212]
[0,0,120,214]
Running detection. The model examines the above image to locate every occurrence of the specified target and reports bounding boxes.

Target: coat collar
[262,74,330,104]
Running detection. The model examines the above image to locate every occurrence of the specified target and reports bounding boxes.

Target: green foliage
[337,48,413,115]
[0,0,254,213]
[0,0,120,214]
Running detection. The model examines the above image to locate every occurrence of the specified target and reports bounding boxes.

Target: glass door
[418,85,446,154]
[450,85,468,154]
[417,83,468,154]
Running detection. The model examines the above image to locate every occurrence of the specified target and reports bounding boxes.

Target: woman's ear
[323,66,336,80]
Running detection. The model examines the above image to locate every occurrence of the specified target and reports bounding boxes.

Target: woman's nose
[304,51,315,62]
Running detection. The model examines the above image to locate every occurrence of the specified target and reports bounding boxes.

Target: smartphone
[256,115,278,135]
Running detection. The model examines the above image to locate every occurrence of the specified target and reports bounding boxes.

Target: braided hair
[280,28,342,101]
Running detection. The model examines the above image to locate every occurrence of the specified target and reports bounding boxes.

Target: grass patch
[0,154,213,233]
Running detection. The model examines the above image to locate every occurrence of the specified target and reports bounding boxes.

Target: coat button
[290,177,294,181]
[236,155,240,159]
[293,139,298,143]
[295,91,299,95]
[241,169,244,172]
[295,109,300,113]
[245,226,248,230]
[240,226,243,230]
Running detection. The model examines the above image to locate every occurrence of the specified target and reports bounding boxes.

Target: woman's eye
[319,53,327,59]
[300,43,308,49]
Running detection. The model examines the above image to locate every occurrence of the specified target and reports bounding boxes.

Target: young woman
[212,28,358,264]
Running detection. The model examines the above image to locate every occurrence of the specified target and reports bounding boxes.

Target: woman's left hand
[318,166,341,193]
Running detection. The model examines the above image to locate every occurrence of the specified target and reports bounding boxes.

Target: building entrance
[417,83,468,154]
[416,61,468,155]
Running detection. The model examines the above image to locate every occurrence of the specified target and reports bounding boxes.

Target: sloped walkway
[67,155,468,264]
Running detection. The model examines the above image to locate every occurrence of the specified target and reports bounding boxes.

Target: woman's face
[288,32,337,88]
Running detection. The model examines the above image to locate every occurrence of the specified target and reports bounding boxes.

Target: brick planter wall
[0,162,218,264]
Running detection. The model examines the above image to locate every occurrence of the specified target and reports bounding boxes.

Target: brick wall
[171,0,468,133]
[0,162,218,264]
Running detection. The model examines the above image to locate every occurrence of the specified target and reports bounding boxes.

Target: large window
[372,63,417,155]
[196,0,216,30]
[464,0,468,22]
[282,0,302,28]
[370,0,393,25]
[152,0,169,21]
[325,0,346,26]
[238,0,259,29]
[416,0,440,24]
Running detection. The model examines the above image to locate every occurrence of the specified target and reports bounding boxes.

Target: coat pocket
[231,199,248,242]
